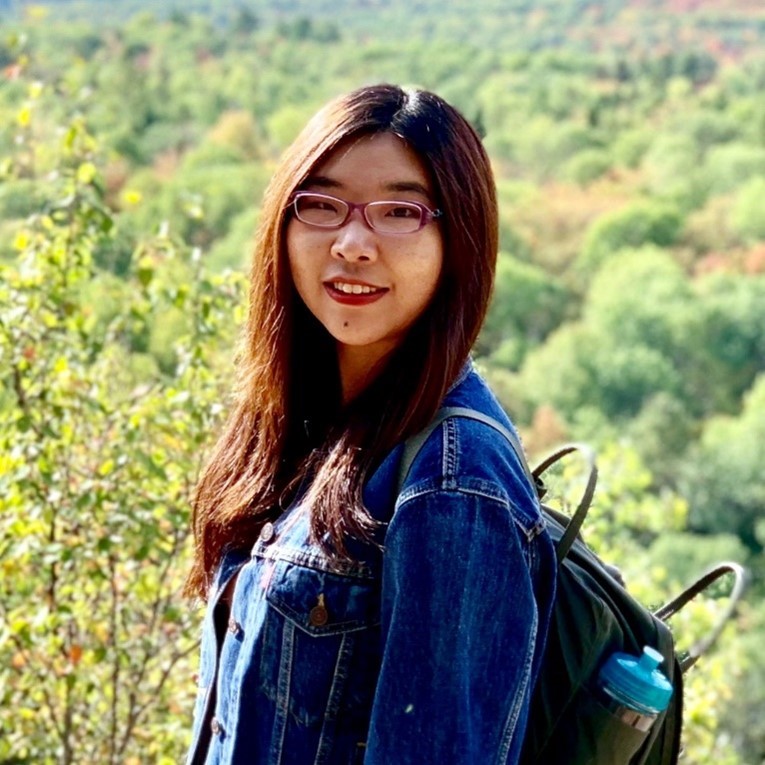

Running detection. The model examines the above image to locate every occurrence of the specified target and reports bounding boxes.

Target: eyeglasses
[289,191,443,235]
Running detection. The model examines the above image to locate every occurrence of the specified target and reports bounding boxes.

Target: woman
[185,83,556,765]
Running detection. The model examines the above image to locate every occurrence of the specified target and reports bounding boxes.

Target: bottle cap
[599,646,673,714]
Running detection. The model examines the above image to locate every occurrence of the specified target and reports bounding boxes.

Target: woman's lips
[324,281,388,305]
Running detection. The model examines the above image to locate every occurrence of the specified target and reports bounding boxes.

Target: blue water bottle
[597,646,673,732]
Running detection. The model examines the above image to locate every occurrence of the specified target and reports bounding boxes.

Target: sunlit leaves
[0,111,242,763]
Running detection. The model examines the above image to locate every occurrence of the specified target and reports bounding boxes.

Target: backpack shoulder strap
[395,406,533,496]
[397,408,600,566]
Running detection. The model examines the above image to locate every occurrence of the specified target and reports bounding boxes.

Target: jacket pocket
[266,559,380,636]
[258,559,382,734]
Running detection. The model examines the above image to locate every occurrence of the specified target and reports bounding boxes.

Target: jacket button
[227,617,242,637]
[260,522,276,543]
[309,593,329,627]
[210,716,224,736]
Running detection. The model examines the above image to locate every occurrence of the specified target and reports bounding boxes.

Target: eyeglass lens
[293,194,426,234]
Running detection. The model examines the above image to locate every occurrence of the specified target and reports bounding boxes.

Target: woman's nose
[330,215,379,262]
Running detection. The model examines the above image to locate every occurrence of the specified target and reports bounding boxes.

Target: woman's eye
[385,204,419,218]
[300,197,339,214]
[304,198,338,212]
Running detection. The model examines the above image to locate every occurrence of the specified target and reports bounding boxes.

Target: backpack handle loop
[532,444,598,565]
[654,561,748,672]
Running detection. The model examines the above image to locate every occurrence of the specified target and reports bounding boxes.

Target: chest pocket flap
[265,559,381,637]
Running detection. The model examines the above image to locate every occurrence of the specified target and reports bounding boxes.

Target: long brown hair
[186,84,498,598]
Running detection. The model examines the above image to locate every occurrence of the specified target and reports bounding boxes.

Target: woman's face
[287,132,444,375]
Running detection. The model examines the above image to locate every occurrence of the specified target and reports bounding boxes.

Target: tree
[583,247,698,374]
[578,203,683,275]
[478,252,570,367]
[0,116,243,764]
[696,271,765,408]
[232,8,259,36]
[519,248,703,423]
[563,148,612,186]
[624,392,696,484]
[641,133,707,211]
[730,176,765,243]
[704,143,765,196]
[682,375,765,552]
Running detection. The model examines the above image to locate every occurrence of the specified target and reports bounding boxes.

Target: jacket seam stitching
[395,484,541,541]
[496,606,539,764]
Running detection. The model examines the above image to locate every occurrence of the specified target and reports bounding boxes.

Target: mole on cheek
[344,321,349,328]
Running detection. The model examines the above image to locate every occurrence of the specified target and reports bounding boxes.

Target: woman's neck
[337,343,392,404]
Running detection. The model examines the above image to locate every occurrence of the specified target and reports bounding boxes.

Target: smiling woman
[287,132,444,401]
[184,84,556,765]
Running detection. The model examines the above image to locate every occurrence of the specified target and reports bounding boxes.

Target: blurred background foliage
[0,0,764,763]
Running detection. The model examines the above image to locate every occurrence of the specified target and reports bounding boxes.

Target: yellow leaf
[98,459,115,477]
[17,106,31,128]
[77,162,97,185]
[122,189,143,206]
[13,230,31,251]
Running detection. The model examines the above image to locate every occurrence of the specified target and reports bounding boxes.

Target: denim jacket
[186,364,557,765]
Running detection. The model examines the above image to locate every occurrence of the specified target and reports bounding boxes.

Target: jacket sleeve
[364,487,540,765]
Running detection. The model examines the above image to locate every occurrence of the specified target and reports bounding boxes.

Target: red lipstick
[324,281,388,306]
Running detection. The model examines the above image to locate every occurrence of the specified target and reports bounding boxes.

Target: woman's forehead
[308,132,433,198]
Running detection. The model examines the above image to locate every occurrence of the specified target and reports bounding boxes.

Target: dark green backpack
[397,407,747,765]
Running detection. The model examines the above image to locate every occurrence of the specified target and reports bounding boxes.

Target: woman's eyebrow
[302,176,432,199]
[383,180,432,198]
[302,174,340,190]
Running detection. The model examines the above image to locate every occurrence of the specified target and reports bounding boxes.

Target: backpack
[397,406,748,765]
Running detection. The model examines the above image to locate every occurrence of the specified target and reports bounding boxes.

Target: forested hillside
[1,1,764,763]
[5,0,765,54]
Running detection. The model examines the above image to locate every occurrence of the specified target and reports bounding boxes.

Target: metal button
[210,716,223,736]
[260,522,276,543]
[309,593,329,627]
[191,672,199,685]
[227,617,241,637]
